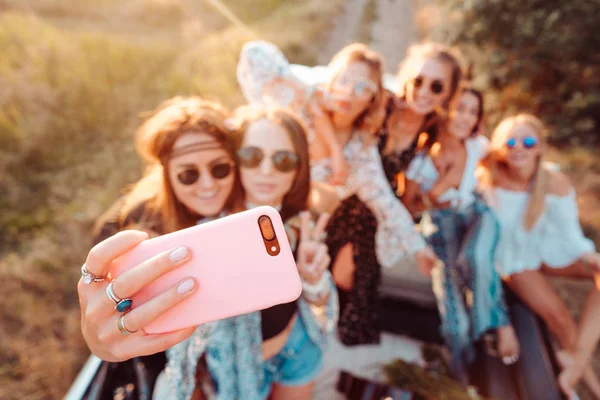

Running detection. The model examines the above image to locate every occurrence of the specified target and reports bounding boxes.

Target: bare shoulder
[546,169,572,197]
[430,142,454,172]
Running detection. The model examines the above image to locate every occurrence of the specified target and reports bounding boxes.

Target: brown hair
[479,113,549,231]
[327,43,387,137]
[94,96,242,236]
[397,42,465,112]
[462,86,485,136]
[231,106,310,222]
[448,85,484,136]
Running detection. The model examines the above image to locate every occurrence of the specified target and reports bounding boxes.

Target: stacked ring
[502,355,519,365]
[81,264,107,285]
[118,314,137,335]
[106,280,133,313]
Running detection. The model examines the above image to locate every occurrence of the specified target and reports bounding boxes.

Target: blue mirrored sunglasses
[506,136,538,149]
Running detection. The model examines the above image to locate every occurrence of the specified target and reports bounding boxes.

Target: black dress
[326,95,425,346]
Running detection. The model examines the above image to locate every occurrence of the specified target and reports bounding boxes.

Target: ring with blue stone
[106,280,133,313]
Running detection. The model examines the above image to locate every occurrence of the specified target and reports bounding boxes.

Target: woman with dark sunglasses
[166,106,338,400]
[478,114,600,398]
[377,42,465,196]
[402,87,520,381]
[79,97,243,399]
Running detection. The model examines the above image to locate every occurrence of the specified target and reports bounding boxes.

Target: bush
[431,0,600,145]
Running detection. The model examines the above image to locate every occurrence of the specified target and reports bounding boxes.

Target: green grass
[0,1,341,398]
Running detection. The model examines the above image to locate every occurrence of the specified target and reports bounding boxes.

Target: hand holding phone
[78,231,197,362]
[110,206,301,334]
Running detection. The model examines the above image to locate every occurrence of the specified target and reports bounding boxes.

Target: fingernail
[177,279,195,294]
[170,247,189,262]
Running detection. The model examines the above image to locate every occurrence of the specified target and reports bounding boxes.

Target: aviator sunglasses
[505,136,538,149]
[237,146,299,173]
[412,75,445,95]
[332,75,378,97]
[176,161,235,185]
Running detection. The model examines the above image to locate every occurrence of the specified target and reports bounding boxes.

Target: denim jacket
[164,215,339,400]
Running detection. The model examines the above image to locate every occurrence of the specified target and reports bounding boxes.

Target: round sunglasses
[412,75,444,95]
[506,136,538,149]
[176,161,234,185]
[237,146,299,173]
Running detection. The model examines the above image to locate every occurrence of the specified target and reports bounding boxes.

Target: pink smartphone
[109,206,301,334]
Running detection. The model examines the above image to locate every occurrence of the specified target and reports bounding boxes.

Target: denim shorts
[260,316,324,398]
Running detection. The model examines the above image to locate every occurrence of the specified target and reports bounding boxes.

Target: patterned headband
[161,140,227,164]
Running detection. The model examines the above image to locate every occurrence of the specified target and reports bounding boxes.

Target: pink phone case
[109,206,301,334]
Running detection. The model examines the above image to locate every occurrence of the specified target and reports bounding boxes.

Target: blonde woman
[479,114,600,398]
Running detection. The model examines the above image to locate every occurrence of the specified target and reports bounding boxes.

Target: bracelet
[302,273,331,301]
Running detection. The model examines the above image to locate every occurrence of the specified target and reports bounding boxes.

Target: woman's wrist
[302,272,331,301]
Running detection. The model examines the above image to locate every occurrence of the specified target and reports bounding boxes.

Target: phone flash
[258,215,280,256]
[258,216,275,241]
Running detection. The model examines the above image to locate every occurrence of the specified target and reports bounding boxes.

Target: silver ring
[81,264,107,285]
[502,355,519,365]
[106,280,133,313]
[118,314,137,335]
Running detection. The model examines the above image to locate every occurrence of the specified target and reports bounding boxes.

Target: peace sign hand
[296,211,331,285]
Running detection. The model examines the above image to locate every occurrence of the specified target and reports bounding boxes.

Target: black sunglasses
[176,161,234,185]
[237,146,299,173]
[506,136,538,149]
[412,75,444,95]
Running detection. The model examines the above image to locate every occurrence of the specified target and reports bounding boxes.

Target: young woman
[80,97,242,399]
[403,87,520,381]
[478,114,600,398]
[237,41,439,346]
[165,106,338,400]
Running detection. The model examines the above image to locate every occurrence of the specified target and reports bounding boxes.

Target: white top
[405,135,489,210]
[493,187,595,276]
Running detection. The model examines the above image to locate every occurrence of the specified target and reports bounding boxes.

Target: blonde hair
[479,113,549,231]
[327,43,387,137]
[94,97,242,236]
[397,42,465,112]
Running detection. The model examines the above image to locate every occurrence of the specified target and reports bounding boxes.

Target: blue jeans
[261,316,323,398]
